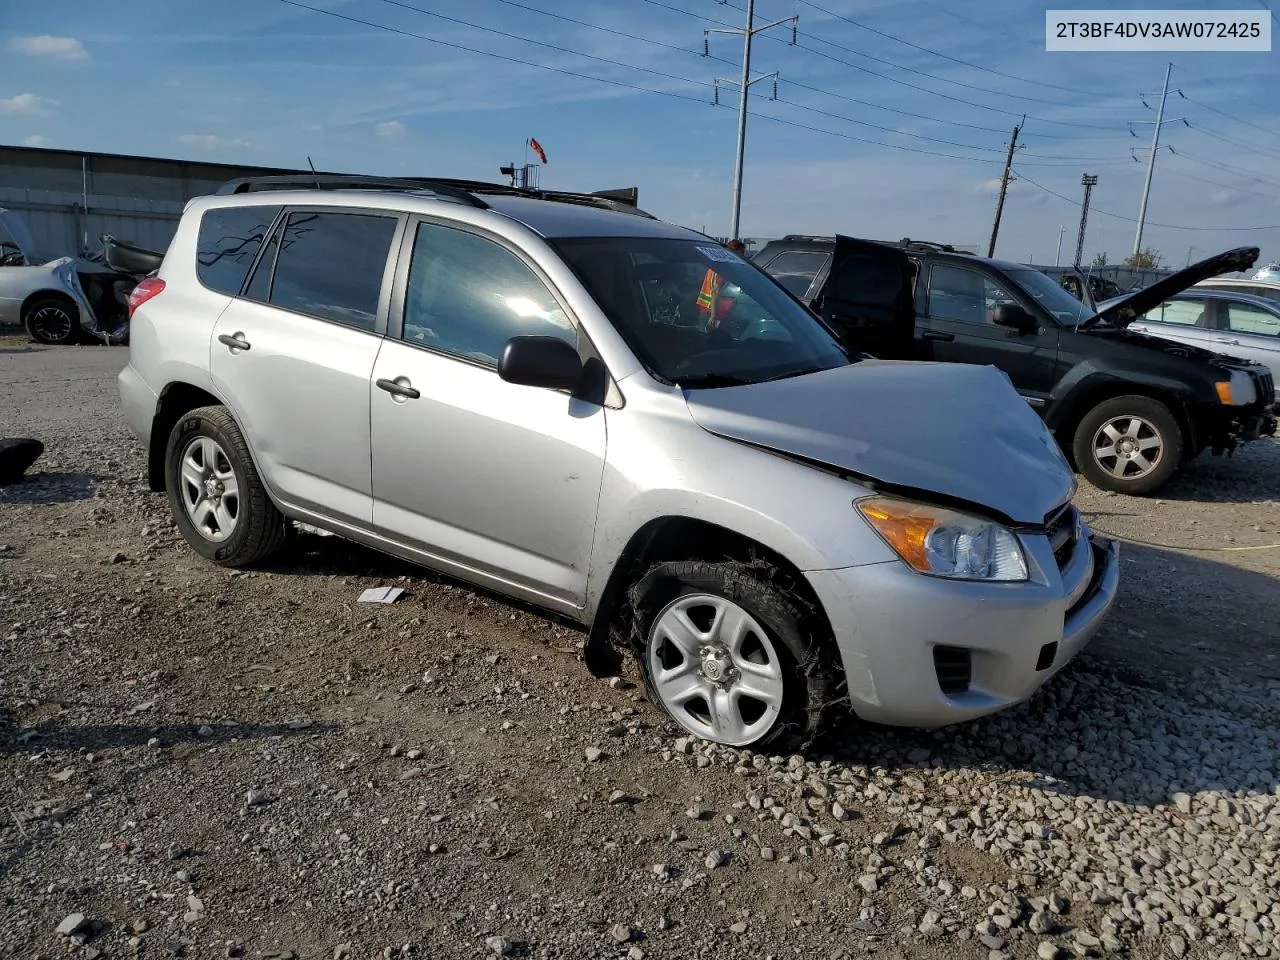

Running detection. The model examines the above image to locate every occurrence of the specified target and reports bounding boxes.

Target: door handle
[376,377,421,400]
[218,332,251,351]
[1212,337,1240,345]
[921,331,955,342]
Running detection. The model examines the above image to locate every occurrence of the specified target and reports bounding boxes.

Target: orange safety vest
[696,267,721,314]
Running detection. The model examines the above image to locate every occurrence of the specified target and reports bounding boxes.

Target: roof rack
[894,237,967,254]
[213,174,655,218]
[214,174,489,207]
[781,234,837,242]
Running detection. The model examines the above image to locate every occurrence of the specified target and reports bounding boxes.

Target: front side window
[402,222,575,365]
[762,250,828,299]
[267,211,398,330]
[196,205,282,296]
[1226,301,1280,337]
[1006,267,1096,325]
[1142,299,1206,326]
[927,265,1017,324]
[553,237,848,387]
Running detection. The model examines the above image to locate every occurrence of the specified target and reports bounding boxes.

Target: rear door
[1219,298,1280,375]
[209,206,404,530]
[818,235,915,360]
[918,262,1061,405]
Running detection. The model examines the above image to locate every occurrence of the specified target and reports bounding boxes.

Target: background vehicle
[117,176,1117,750]
[754,235,1277,495]
[0,207,162,345]
[1192,276,1280,305]
[1106,288,1280,380]
[1031,265,1124,309]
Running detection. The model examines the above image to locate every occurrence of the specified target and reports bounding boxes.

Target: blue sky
[2,0,1278,266]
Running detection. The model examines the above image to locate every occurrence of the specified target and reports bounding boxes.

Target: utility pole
[1074,174,1098,269]
[705,1,796,242]
[1131,61,1186,258]
[1055,224,1065,266]
[986,117,1023,258]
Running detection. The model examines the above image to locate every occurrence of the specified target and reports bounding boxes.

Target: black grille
[933,646,972,696]
[1043,503,1079,571]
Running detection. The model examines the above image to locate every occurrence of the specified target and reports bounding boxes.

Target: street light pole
[1131,61,1186,259]
[706,3,796,242]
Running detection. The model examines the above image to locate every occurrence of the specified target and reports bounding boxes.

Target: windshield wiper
[677,373,753,389]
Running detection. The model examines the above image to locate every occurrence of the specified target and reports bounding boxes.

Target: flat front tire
[629,560,835,750]
[164,405,288,567]
[1072,395,1183,495]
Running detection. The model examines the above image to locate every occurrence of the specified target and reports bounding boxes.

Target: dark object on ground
[0,438,44,485]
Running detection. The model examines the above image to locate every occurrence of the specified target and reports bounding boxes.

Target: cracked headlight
[1215,370,1257,406]
[856,496,1028,582]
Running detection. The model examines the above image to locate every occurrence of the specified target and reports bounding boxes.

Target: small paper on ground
[358,586,405,604]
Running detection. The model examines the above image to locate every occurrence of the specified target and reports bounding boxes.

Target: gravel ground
[2,338,1278,960]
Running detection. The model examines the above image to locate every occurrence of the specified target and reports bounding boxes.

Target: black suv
[753,235,1277,494]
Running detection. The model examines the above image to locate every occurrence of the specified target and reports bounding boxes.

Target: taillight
[128,277,166,318]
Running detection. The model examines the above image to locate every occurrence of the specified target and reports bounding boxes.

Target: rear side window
[196,205,281,296]
[267,211,398,331]
[1226,301,1280,337]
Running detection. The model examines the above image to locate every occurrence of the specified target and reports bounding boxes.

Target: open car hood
[684,360,1075,526]
[1082,246,1260,328]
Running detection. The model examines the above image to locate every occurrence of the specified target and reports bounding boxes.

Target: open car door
[819,235,916,360]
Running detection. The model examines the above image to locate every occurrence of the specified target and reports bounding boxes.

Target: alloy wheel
[647,593,785,746]
[178,436,240,542]
[1092,415,1164,480]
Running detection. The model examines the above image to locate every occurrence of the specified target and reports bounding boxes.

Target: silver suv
[118,175,1119,749]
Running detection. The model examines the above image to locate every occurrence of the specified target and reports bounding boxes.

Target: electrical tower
[1073,174,1098,269]
[986,117,1024,258]
[704,0,797,242]
[1130,61,1187,258]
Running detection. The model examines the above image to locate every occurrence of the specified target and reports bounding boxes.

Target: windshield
[1005,267,1096,326]
[553,237,850,387]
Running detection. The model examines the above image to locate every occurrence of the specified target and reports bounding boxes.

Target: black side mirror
[992,303,1038,334]
[497,336,584,392]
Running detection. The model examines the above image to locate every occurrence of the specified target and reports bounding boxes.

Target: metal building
[0,144,355,258]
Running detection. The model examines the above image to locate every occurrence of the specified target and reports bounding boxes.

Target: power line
[638,0,1129,132]
[374,0,1123,163]
[1171,148,1280,190]
[275,0,711,104]
[1014,169,1280,231]
[1158,164,1279,203]
[1181,93,1280,145]
[274,0,1012,166]
[792,0,1127,101]
[1186,122,1280,164]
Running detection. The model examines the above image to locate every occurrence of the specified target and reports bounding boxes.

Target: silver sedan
[1121,289,1280,380]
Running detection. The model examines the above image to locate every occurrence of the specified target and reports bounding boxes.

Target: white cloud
[177,133,250,149]
[23,134,52,147]
[0,93,58,115]
[972,178,1004,197]
[9,35,86,60]
[374,120,406,139]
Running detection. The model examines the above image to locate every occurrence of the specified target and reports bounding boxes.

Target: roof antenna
[306,156,321,188]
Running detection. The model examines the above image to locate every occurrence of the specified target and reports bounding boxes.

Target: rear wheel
[22,296,81,345]
[164,405,288,567]
[630,560,834,750]
[1072,395,1183,495]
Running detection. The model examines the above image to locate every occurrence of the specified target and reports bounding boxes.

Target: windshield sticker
[697,245,742,264]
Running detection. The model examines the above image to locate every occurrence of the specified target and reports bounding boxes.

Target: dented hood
[684,361,1074,526]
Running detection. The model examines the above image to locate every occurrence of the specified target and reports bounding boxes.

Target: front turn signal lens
[856,496,1029,582]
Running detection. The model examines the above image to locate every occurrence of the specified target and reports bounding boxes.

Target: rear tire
[1072,395,1183,495]
[22,296,81,345]
[629,560,835,751]
[164,405,288,567]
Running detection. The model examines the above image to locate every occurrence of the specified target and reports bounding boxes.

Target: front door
[918,262,1061,406]
[369,218,607,609]
[209,207,403,528]
[819,235,916,360]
